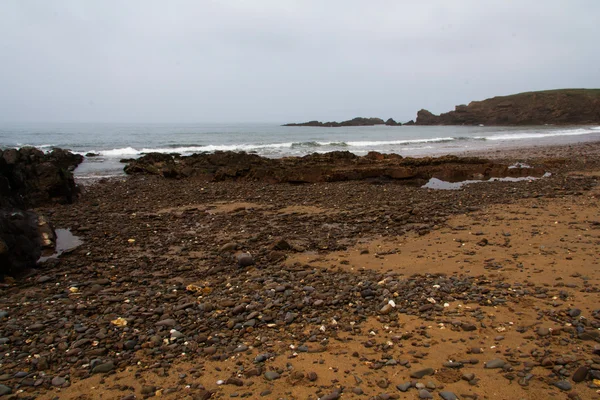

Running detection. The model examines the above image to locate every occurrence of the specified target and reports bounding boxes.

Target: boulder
[0,209,50,277]
[0,147,83,208]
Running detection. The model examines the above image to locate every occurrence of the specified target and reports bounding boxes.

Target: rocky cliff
[416,89,600,125]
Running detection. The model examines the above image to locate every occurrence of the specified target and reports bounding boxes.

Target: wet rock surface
[0,142,599,398]
[123,150,547,185]
[0,147,82,208]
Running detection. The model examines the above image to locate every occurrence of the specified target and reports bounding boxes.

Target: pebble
[484,359,506,369]
[92,361,114,373]
[418,389,433,399]
[237,253,254,267]
[352,387,363,395]
[320,391,341,400]
[411,367,435,378]
[568,308,581,317]
[264,371,280,381]
[537,327,551,336]
[51,376,66,387]
[0,385,11,396]
[439,392,459,400]
[572,366,589,382]
[553,380,572,391]
[396,382,411,392]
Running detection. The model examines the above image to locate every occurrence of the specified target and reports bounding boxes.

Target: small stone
[51,376,66,387]
[237,253,254,267]
[0,385,11,396]
[141,385,157,395]
[220,242,238,253]
[225,377,244,386]
[264,371,280,381]
[92,361,114,373]
[537,327,551,336]
[396,382,411,392]
[553,380,572,391]
[320,392,341,400]
[411,368,435,379]
[484,359,506,369]
[461,323,477,331]
[307,372,318,381]
[439,392,459,400]
[380,304,393,315]
[156,318,177,327]
[572,366,589,382]
[568,308,581,317]
[352,387,363,395]
[418,389,433,399]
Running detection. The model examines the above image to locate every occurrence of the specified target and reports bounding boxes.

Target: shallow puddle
[423,173,551,190]
[38,229,83,262]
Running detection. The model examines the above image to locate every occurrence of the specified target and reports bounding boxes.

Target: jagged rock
[124,151,545,185]
[0,147,82,208]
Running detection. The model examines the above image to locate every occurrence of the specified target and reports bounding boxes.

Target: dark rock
[439,392,458,400]
[237,253,254,267]
[484,359,506,369]
[572,366,589,382]
[51,376,66,387]
[92,361,115,373]
[0,384,11,396]
[284,117,386,127]
[411,368,435,379]
[553,380,572,391]
[264,371,280,381]
[0,147,82,208]
[396,382,411,392]
[418,389,433,399]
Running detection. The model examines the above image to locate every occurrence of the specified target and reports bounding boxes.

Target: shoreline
[1,141,599,399]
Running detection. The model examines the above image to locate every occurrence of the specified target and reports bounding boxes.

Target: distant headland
[283,117,407,127]
[284,89,600,127]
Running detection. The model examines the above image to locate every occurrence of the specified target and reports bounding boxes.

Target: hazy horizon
[1,1,599,124]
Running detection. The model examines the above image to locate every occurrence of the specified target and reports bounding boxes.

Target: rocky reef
[416,89,600,125]
[124,150,545,184]
[284,117,400,127]
[0,147,83,276]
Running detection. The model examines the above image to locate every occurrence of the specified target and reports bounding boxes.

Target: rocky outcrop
[124,150,545,185]
[0,147,83,208]
[416,89,600,125]
[0,147,81,276]
[284,117,395,127]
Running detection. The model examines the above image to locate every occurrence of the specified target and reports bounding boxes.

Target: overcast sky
[1,1,599,123]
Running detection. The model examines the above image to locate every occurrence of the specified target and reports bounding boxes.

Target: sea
[1,122,599,182]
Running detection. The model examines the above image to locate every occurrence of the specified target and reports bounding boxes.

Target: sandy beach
[1,141,599,400]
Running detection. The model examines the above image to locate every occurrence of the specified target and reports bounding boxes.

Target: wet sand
[1,141,599,400]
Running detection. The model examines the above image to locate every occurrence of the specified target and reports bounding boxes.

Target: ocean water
[1,122,599,180]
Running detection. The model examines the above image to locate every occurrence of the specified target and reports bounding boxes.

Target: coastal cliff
[416,89,600,125]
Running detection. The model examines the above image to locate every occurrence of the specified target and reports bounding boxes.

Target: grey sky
[1,0,599,123]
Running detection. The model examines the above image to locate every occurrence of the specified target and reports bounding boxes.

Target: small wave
[291,141,348,148]
[346,137,457,147]
[591,126,600,131]
[99,147,141,157]
[487,128,594,141]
